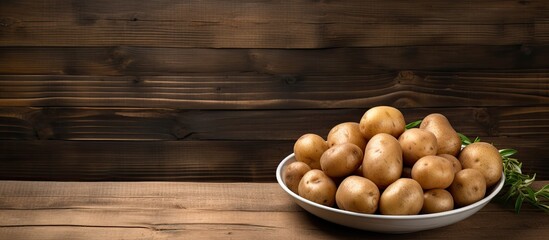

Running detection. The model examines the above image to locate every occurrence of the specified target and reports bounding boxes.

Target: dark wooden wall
[0,0,547,181]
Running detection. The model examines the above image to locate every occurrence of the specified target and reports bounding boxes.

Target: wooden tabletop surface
[0,180,547,240]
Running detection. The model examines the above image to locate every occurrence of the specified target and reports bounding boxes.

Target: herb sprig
[498,149,549,212]
[407,120,549,213]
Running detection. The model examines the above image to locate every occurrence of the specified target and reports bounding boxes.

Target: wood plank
[0,180,544,210]
[1,1,549,48]
[0,138,546,181]
[0,72,547,108]
[4,0,548,23]
[0,140,292,182]
[2,20,547,48]
[0,181,547,240]
[0,181,296,211]
[0,107,547,141]
[1,46,548,76]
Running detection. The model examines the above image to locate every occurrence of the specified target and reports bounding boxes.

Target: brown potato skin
[438,154,462,174]
[362,133,403,189]
[459,142,503,187]
[398,128,438,166]
[420,113,461,156]
[298,169,337,207]
[411,155,455,190]
[336,176,380,214]
[359,106,406,140]
[320,143,363,178]
[449,169,487,207]
[379,178,424,215]
[293,133,329,169]
[422,189,454,214]
[327,122,367,151]
[283,161,311,194]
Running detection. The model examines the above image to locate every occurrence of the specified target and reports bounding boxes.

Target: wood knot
[0,17,20,28]
[132,77,141,84]
[109,47,134,70]
[393,97,417,108]
[473,108,498,135]
[398,71,416,81]
[129,13,142,22]
[282,75,298,85]
[396,71,418,85]
[474,108,490,125]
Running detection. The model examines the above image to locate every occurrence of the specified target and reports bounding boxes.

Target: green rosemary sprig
[498,148,549,213]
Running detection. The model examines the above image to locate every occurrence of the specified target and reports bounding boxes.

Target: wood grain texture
[0,140,290,182]
[0,107,547,141]
[0,0,548,184]
[1,0,549,48]
[2,19,547,49]
[0,106,547,181]
[0,181,547,240]
[1,46,547,76]
[0,137,546,181]
[0,72,547,108]
[4,0,548,24]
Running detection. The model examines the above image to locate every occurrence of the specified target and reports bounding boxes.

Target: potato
[293,133,329,169]
[420,113,461,156]
[449,169,487,207]
[379,178,424,215]
[438,154,462,174]
[320,143,363,178]
[422,189,454,214]
[362,133,403,189]
[459,142,503,187]
[398,128,438,166]
[298,169,337,207]
[327,122,367,150]
[283,161,311,194]
[411,155,455,190]
[359,106,406,140]
[336,176,380,214]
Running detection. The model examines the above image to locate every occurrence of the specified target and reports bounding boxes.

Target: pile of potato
[283,106,503,215]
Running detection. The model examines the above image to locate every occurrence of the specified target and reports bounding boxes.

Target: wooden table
[0,181,547,239]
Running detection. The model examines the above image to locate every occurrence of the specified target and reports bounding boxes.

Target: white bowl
[276,153,505,234]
